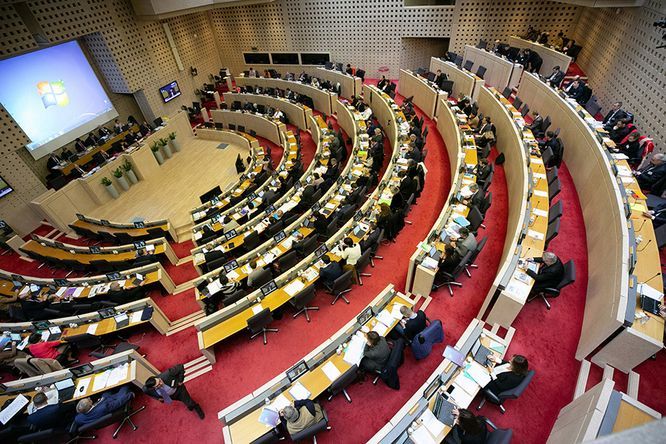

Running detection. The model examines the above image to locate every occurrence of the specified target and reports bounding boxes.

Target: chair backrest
[542,115,552,132]
[479,143,491,159]
[332,269,354,293]
[549,177,561,202]
[501,87,512,99]
[553,127,561,137]
[278,250,300,270]
[18,428,69,443]
[541,147,554,167]
[481,191,493,214]
[482,171,494,192]
[487,428,514,444]
[370,229,385,254]
[469,236,488,265]
[250,268,273,288]
[656,223,666,249]
[557,260,576,290]
[76,404,129,433]
[329,364,357,395]
[243,231,261,251]
[411,320,444,360]
[293,285,316,309]
[452,250,474,278]
[300,236,318,256]
[546,166,559,185]
[64,333,102,348]
[356,248,372,271]
[549,200,563,224]
[512,97,522,111]
[288,406,328,442]
[223,289,247,306]
[545,217,560,248]
[499,369,535,400]
[463,60,474,71]
[247,308,273,334]
[521,104,530,118]
[467,206,484,233]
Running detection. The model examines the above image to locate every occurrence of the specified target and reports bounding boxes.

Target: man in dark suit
[98,127,112,139]
[113,119,123,134]
[319,255,343,287]
[434,69,447,88]
[47,153,62,173]
[399,170,417,200]
[27,392,75,429]
[74,386,133,426]
[526,251,564,293]
[84,132,99,147]
[396,306,427,340]
[74,138,87,153]
[143,364,204,419]
[635,153,666,191]
[105,281,145,305]
[602,102,628,131]
[545,65,565,88]
[525,111,544,134]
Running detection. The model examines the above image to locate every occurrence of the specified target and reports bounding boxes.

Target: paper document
[106,363,130,387]
[0,394,29,425]
[73,287,84,297]
[74,376,93,398]
[343,334,366,366]
[420,408,446,438]
[492,363,512,378]
[410,423,437,444]
[288,382,311,400]
[464,361,492,387]
[639,284,664,302]
[86,324,98,335]
[251,305,264,315]
[227,270,240,280]
[533,208,548,217]
[533,190,548,198]
[504,279,532,301]
[284,279,306,297]
[130,311,144,323]
[527,229,544,240]
[376,309,394,327]
[322,361,342,382]
[455,371,481,394]
[56,287,67,297]
[270,394,291,412]
[488,339,506,353]
[91,369,112,392]
[390,304,406,319]
[372,322,389,336]
[206,280,222,295]
[302,268,318,281]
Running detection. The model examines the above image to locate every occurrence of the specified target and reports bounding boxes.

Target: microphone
[641,272,661,285]
[635,218,648,233]
[637,238,652,252]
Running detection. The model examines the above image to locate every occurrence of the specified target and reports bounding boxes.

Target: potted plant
[151,142,164,164]
[101,176,119,199]
[122,159,138,184]
[159,137,172,158]
[113,167,129,191]
[168,131,180,152]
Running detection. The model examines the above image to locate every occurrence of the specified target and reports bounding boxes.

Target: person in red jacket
[27,333,76,366]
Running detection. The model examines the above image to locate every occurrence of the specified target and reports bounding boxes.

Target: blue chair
[411,319,444,360]
[478,370,535,413]
[485,418,513,444]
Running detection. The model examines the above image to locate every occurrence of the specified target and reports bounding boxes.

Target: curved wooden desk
[508,35,572,75]
[429,57,483,102]
[70,216,173,241]
[397,69,447,119]
[209,109,285,146]
[223,92,312,130]
[463,45,523,91]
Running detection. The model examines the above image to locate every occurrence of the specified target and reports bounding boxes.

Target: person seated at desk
[0,340,28,369]
[390,186,405,213]
[452,227,477,258]
[112,119,123,134]
[395,306,427,341]
[644,203,666,229]
[399,170,417,201]
[272,108,285,122]
[262,187,278,206]
[246,260,266,288]
[484,354,529,396]
[124,131,138,145]
[133,248,154,267]
[26,385,59,414]
[475,117,496,147]
[74,138,87,153]
[436,244,461,276]
[476,159,492,185]
[285,88,295,100]
[279,400,325,436]
[221,214,239,233]
[323,157,339,182]
[204,274,239,314]
[524,111,544,134]
[27,391,75,430]
[462,183,484,209]
[139,121,153,136]
[467,112,480,130]
[610,118,637,145]
[447,408,489,444]
[248,67,257,77]
[602,101,628,131]
[635,153,666,191]
[564,77,582,97]
[46,153,63,173]
[377,76,389,91]
[516,48,531,67]
[75,386,133,426]
[84,132,99,148]
[27,333,77,367]
[105,281,145,305]
[544,65,565,88]
[575,81,592,105]
[345,64,354,75]
[540,131,563,168]
[434,69,447,88]
[616,132,643,166]
[405,143,422,163]
[312,172,324,189]
[525,251,564,294]
[319,255,343,287]
[360,331,390,373]
[98,126,112,139]
[537,31,549,44]
[339,237,362,276]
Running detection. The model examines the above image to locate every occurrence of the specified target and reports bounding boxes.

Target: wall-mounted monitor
[301,53,330,65]
[0,176,13,199]
[0,40,118,160]
[271,53,299,65]
[244,53,270,64]
[159,81,181,103]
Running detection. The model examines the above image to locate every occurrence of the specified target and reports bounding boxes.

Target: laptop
[434,395,457,426]
[472,342,493,366]
[443,345,466,367]
[55,378,76,401]
[641,295,661,315]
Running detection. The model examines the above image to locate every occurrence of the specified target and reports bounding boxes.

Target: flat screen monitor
[159,81,181,103]
[0,176,13,199]
[271,53,299,65]
[199,185,222,204]
[244,53,270,64]
[0,40,118,160]
[302,53,330,65]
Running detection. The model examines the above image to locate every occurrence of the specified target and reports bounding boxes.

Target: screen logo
[37,80,69,109]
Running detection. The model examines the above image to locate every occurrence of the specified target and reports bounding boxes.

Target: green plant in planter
[158,138,168,147]
[122,159,133,172]
[101,177,112,186]
[168,132,176,140]
[150,142,160,152]
[112,167,123,178]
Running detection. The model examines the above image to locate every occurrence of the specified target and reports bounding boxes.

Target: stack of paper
[372,322,389,336]
[91,370,112,392]
[271,394,291,411]
[288,382,311,400]
[0,394,29,425]
[302,268,318,281]
[420,408,446,439]
[206,280,222,295]
[106,363,129,386]
[322,361,342,382]
[376,310,394,327]
[343,334,366,366]
[86,324,98,335]
[422,256,439,270]
[390,304,405,319]
[410,424,437,444]
[284,279,306,297]
[464,361,492,387]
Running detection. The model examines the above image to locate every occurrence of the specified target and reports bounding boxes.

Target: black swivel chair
[17,428,70,443]
[549,177,561,202]
[354,249,373,286]
[464,236,488,277]
[545,216,560,249]
[249,268,273,289]
[324,269,354,304]
[478,370,535,413]
[548,200,563,224]
[64,333,113,356]
[463,60,474,71]
[529,260,576,309]
[521,104,530,118]
[247,308,278,345]
[223,289,247,307]
[242,231,261,253]
[546,166,559,185]
[69,392,144,440]
[433,250,473,297]
[317,217,339,242]
[290,284,318,322]
[327,364,357,403]
[485,419,513,444]
[277,250,300,270]
[297,236,318,258]
[467,206,484,235]
[89,341,140,359]
[512,97,522,111]
[289,405,331,442]
[367,228,385,267]
[501,87,512,99]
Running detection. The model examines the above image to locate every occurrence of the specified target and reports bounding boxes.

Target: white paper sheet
[106,363,129,387]
[130,311,144,323]
[372,322,389,337]
[288,382,311,400]
[390,304,405,319]
[420,408,446,438]
[527,229,545,240]
[86,324,98,335]
[533,190,548,198]
[251,305,264,315]
[91,370,112,392]
[270,394,291,411]
[376,309,394,327]
[74,376,93,398]
[322,361,342,382]
[0,394,29,425]
[533,208,548,217]
[284,279,306,297]
[410,424,437,444]
[464,361,492,387]
[206,280,222,295]
[343,334,366,366]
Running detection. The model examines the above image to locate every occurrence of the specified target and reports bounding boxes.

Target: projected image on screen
[0,176,13,199]
[0,41,118,160]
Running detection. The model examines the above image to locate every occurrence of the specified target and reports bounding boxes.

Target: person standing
[143,364,204,419]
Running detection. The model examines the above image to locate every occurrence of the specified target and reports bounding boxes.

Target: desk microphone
[635,218,648,233]
[638,239,652,252]
[641,272,661,286]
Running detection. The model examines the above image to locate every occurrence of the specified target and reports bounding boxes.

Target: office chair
[249,268,273,289]
[478,370,535,413]
[549,177,561,202]
[464,236,488,277]
[535,116,552,139]
[17,428,70,443]
[403,193,415,225]
[89,341,140,359]
[247,308,278,345]
[656,224,666,249]
[481,170,494,193]
[327,364,357,403]
[89,259,116,273]
[480,192,493,222]
[478,143,491,160]
[463,60,474,71]
[521,104,530,118]
[278,250,300,270]
[467,206,484,234]
[354,249,373,286]
[374,338,406,389]
[325,269,354,304]
[501,87,512,99]
[146,227,166,239]
[368,228,385,267]
[476,65,487,80]
[290,284,318,322]
[541,147,554,169]
[512,97,522,112]
[64,333,114,356]
[61,259,86,277]
[529,260,576,309]
[336,206,356,228]
[69,392,145,440]
[317,216,339,242]
[548,200,563,224]
[242,231,261,253]
[410,320,444,360]
[250,429,281,444]
[289,404,330,443]
[297,236,318,258]
[484,419,513,444]
[585,99,602,117]
[546,166,559,186]
[98,231,118,244]
[433,250,473,296]
[223,289,247,307]
[545,216,560,249]
[266,222,284,239]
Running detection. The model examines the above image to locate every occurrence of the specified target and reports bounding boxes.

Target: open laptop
[472,341,493,366]
[443,345,466,367]
[641,295,661,315]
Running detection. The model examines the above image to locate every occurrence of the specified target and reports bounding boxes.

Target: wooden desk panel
[463,45,519,91]
[72,218,170,239]
[508,36,572,75]
[429,57,482,102]
[235,76,337,116]
[21,238,169,265]
[224,93,310,130]
[210,110,284,146]
[397,69,445,119]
